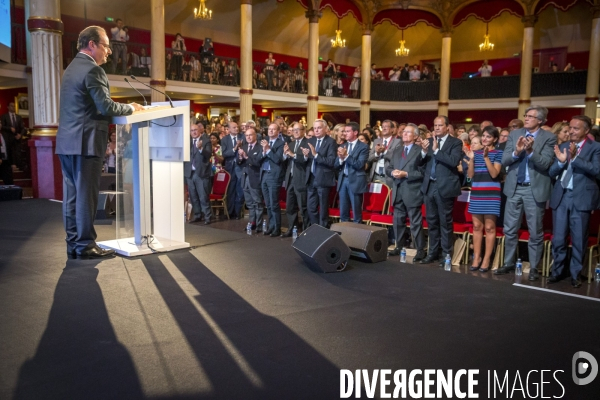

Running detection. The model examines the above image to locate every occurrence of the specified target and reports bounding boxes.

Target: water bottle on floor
[400,248,406,263]
[262,220,267,235]
[292,226,298,242]
[595,263,600,282]
[246,222,252,236]
[444,254,451,271]
[516,258,523,276]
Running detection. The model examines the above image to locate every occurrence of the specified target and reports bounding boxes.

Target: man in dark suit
[494,106,556,280]
[303,119,338,227]
[282,122,310,236]
[335,122,369,223]
[548,116,600,288]
[184,123,212,225]
[220,121,245,219]
[399,64,410,81]
[417,115,463,265]
[55,26,144,259]
[237,127,264,232]
[386,123,426,261]
[0,125,14,184]
[260,123,285,236]
[368,119,402,186]
[1,102,25,170]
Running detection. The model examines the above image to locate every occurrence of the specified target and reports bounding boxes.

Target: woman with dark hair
[209,133,224,173]
[465,126,503,272]
[362,127,376,145]
[171,33,186,80]
[358,133,373,171]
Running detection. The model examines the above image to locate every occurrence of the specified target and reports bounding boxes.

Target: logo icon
[572,351,598,385]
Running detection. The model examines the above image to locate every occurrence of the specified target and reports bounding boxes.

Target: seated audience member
[465,126,503,272]
[409,65,421,81]
[551,121,570,145]
[508,119,524,131]
[139,47,151,74]
[548,116,600,288]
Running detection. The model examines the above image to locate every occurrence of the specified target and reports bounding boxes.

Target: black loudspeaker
[292,224,350,273]
[330,222,388,263]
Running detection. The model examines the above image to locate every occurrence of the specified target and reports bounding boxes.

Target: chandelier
[331,19,346,48]
[479,23,494,51]
[194,0,212,20]
[395,30,409,57]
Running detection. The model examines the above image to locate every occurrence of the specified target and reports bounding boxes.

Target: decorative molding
[305,9,322,23]
[360,100,371,105]
[518,99,532,104]
[592,5,600,18]
[239,88,254,94]
[150,80,167,87]
[27,18,64,34]
[521,14,538,27]
[30,126,58,137]
[307,95,319,101]
[438,101,449,106]
[584,96,599,101]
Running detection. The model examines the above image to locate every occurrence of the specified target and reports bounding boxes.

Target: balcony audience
[265,53,276,90]
[478,60,492,77]
[399,64,410,81]
[110,19,129,74]
[350,66,361,98]
[409,65,421,81]
[388,65,401,81]
[421,66,432,81]
[171,33,186,80]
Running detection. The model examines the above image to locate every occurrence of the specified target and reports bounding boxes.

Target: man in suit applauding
[184,123,212,225]
[369,119,402,186]
[417,115,463,265]
[335,122,369,223]
[387,123,426,261]
[237,127,264,232]
[260,123,285,236]
[282,122,310,236]
[303,119,338,227]
[548,116,600,288]
[495,106,556,280]
[56,26,144,259]
[220,121,245,219]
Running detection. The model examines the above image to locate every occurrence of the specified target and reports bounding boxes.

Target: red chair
[515,210,553,275]
[465,226,506,267]
[209,170,231,219]
[279,186,288,212]
[360,183,390,223]
[328,182,341,221]
[368,202,394,227]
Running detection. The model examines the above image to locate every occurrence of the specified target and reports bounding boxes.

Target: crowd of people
[0,102,28,185]
[180,108,600,289]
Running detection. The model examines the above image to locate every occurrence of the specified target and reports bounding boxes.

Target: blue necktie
[311,139,321,174]
[516,133,534,184]
[430,138,442,180]
[344,142,353,176]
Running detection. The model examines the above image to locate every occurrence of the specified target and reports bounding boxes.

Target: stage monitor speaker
[330,222,388,263]
[292,224,350,273]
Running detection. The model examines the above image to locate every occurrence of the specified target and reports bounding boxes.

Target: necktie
[249,144,253,152]
[191,139,197,170]
[403,146,408,159]
[382,139,388,150]
[378,140,388,174]
[344,142,353,176]
[430,139,442,180]
[517,133,534,184]
[11,113,16,127]
[311,139,322,174]
[561,143,582,189]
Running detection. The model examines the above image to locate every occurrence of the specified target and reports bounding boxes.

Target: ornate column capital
[305,9,322,23]
[522,15,538,28]
[440,28,452,37]
[362,23,374,35]
[592,5,600,19]
[240,0,252,4]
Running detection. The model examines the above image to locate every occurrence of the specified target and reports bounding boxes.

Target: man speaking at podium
[56,26,144,260]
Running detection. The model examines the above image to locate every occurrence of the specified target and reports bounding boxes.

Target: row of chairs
[204,170,600,282]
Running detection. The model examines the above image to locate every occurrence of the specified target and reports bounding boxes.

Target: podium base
[98,236,190,257]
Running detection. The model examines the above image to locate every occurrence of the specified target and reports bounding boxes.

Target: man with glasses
[495,106,556,280]
[184,123,212,225]
[56,26,144,259]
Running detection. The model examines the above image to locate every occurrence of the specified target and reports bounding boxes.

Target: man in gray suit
[237,127,264,232]
[260,123,286,236]
[494,105,556,280]
[386,123,426,261]
[547,116,600,288]
[56,26,143,259]
[184,123,212,225]
[368,119,402,186]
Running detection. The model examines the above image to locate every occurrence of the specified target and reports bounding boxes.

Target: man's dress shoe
[547,275,562,284]
[412,250,426,263]
[280,230,293,238]
[419,255,440,264]
[571,278,582,288]
[388,247,401,256]
[528,268,539,281]
[77,245,116,260]
[270,230,281,237]
[493,265,515,275]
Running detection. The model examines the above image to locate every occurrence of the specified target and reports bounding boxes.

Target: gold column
[306,9,321,126]
[518,15,537,118]
[438,31,452,116]
[150,0,166,103]
[360,27,372,129]
[585,7,600,121]
[240,0,253,122]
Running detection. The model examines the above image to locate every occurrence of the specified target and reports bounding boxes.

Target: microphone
[124,77,147,106]
[130,75,174,108]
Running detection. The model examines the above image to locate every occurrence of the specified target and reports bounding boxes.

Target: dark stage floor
[1,199,599,399]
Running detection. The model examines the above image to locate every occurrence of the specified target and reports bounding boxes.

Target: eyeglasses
[96,42,111,49]
[523,114,539,120]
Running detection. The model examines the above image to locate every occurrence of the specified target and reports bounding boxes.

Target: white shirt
[479,65,492,77]
[110,26,129,42]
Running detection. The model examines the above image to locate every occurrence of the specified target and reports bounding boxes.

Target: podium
[98,102,191,256]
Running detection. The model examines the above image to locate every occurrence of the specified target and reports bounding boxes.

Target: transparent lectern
[98,101,191,256]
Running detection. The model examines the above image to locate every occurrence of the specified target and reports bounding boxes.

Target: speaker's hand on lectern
[130,103,145,112]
